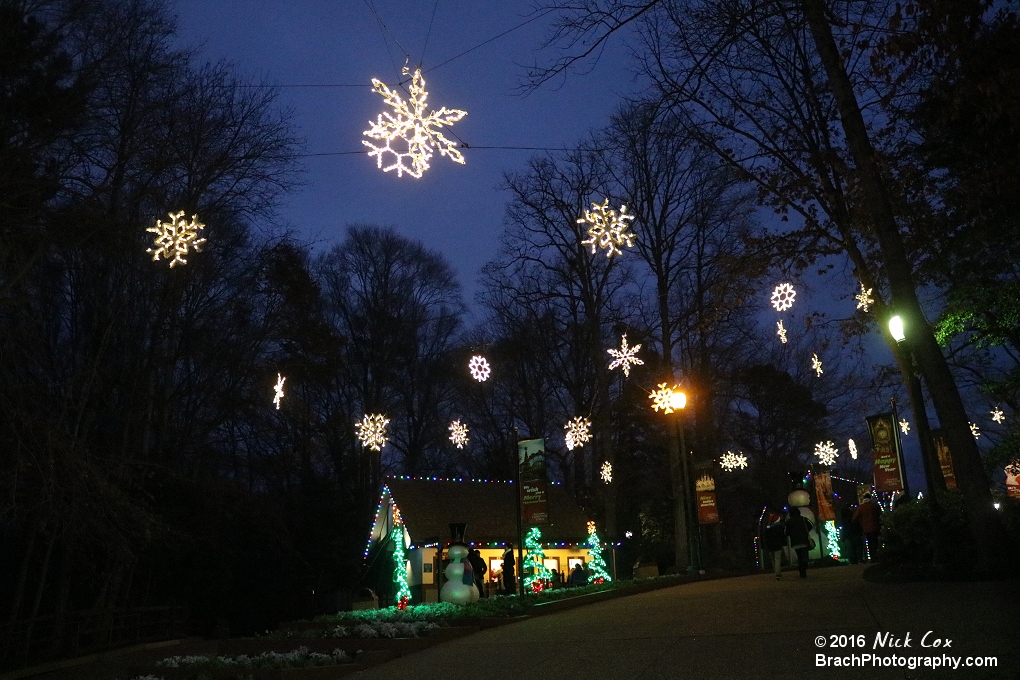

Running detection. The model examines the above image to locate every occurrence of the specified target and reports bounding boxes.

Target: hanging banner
[694,465,719,524]
[814,471,836,521]
[697,491,720,524]
[930,429,957,490]
[866,413,904,492]
[521,481,549,525]
[1006,465,1020,500]
[518,438,546,481]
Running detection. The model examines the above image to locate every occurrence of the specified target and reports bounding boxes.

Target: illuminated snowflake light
[899,419,910,436]
[356,413,390,451]
[468,355,490,382]
[273,373,286,410]
[448,420,469,449]
[578,198,637,257]
[649,383,683,414]
[811,353,823,377]
[147,211,206,267]
[362,66,467,179]
[777,320,788,343]
[814,440,839,466]
[607,333,643,377]
[719,451,748,471]
[600,461,613,484]
[991,406,1005,424]
[970,422,980,439]
[625,530,633,538]
[564,416,591,450]
[770,283,796,312]
[855,283,874,312]
[848,438,858,460]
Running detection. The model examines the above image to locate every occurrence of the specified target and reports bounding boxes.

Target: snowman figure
[440,544,480,604]
[788,487,820,557]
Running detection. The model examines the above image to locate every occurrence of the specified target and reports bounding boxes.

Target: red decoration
[397,596,409,610]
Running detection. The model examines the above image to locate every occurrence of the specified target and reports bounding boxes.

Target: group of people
[492,543,588,595]
[763,494,883,579]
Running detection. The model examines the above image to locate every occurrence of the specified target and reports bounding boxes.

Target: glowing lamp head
[668,390,687,411]
[889,315,905,342]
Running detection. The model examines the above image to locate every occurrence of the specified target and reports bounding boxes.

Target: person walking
[501,542,517,595]
[839,503,864,564]
[853,494,882,561]
[785,507,813,578]
[468,548,487,597]
[764,512,787,579]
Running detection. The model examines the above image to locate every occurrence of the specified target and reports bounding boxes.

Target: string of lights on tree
[522,527,554,592]
[391,506,412,609]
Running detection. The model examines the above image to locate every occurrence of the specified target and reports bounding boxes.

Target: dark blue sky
[172,0,641,306]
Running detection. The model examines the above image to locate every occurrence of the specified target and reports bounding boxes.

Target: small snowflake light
[448,420,469,449]
[770,282,796,312]
[811,353,823,377]
[814,440,839,466]
[625,530,633,538]
[578,198,637,257]
[855,283,874,312]
[777,320,788,343]
[991,406,1005,424]
[899,419,910,436]
[564,416,591,450]
[848,438,858,460]
[970,422,980,439]
[356,413,390,451]
[147,211,206,267]
[649,383,684,414]
[600,461,613,484]
[362,66,466,178]
[273,373,286,410]
[719,451,748,471]
[468,355,490,382]
[607,333,643,377]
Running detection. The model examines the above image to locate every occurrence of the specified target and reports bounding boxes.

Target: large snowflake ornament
[814,440,839,466]
[777,320,788,343]
[848,438,858,460]
[468,355,491,382]
[899,419,910,436]
[607,333,643,377]
[855,283,874,312]
[355,413,390,451]
[991,406,1005,424]
[273,373,286,410]
[362,66,467,179]
[564,416,592,450]
[600,461,613,484]
[649,383,683,414]
[719,451,748,471]
[811,353,823,377]
[770,282,796,312]
[448,420,469,449]
[147,211,206,267]
[578,198,637,257]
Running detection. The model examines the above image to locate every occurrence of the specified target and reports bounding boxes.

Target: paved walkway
[349,564,1017,680]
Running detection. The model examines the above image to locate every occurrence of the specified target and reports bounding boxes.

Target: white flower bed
[155,646,351,669]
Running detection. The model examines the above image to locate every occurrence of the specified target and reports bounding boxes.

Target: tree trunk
[801,0,1009,573]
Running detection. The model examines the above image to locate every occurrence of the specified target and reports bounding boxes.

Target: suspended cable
[420,0,441,68]
[288,145,584,159]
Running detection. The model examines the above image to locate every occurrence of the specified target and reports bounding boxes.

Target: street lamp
[888,314,905,343]
[650,384,701,573]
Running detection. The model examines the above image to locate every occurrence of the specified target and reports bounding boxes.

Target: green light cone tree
[585,529,612,584]
[523,527,554,592]
[392,524,412,609]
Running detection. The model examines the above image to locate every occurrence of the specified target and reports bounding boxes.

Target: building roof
[384,477,592,546]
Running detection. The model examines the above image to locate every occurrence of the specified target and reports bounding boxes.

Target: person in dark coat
[468,548,487,597]
[785,507,813,578]
[567,562,587,587]
[853,494,882,561]
[839,503,864,564]
[764,512,787,579]
[501,543,516,595]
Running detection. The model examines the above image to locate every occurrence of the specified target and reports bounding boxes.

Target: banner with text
[1007,465,1020,500]
[930,429,958,490]
[695,464,719,524]
[521,481,549,525]
[866,412,904,492]
[814,471,836,521]
[518,439,548,526]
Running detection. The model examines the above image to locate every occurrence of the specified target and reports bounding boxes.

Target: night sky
[171,0,640,309]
